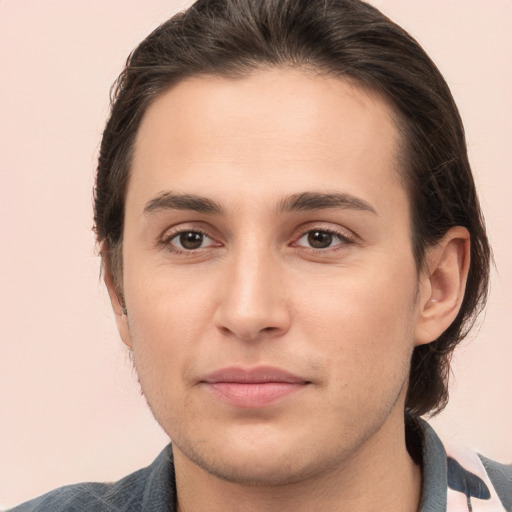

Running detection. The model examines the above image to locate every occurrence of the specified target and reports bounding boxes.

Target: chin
[171,422,357,488]
[179,440,335,487]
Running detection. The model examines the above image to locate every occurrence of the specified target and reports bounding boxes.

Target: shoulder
[7,445,176,512]
[416,418,512,512]
[443,436,511,511]
[478,454,512,512]
[6,481,138,512]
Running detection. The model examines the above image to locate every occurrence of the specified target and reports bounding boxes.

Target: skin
[105,68,470,511]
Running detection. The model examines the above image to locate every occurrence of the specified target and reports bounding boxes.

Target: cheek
[125,258,215,330]
[122,265,229,436]
[299,259,417,327]
[122,263,217,386]
[295,262,418,375]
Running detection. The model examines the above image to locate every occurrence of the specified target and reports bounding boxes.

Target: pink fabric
[445,442,506,511]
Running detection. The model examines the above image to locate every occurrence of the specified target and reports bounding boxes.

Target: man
[9,0,511,511]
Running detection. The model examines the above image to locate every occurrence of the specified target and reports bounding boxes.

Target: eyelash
[160,226,355,255]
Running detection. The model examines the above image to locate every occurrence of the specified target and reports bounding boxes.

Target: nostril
[218,326,232,336]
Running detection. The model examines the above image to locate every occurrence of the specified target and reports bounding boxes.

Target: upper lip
[201,366,309,384]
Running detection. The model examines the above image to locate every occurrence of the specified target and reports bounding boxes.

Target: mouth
[200,366,311,408]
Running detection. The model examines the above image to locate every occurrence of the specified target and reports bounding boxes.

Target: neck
[174,413,422,512]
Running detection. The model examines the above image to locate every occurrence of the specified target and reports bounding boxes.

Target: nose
[214,248,291,342]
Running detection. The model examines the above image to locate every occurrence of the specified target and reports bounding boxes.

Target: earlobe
[414,227,470,346]
[101,250,133,349]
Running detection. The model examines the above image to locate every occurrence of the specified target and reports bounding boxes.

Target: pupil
[308,231,332,249]
[180,232,203,250]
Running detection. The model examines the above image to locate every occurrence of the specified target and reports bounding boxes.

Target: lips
[200,366,310,408]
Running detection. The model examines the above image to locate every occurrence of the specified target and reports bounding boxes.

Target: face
[114,69,427,486]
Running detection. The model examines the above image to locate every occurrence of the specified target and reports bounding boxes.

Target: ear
[101,249,133,350]
[414,226,471,346]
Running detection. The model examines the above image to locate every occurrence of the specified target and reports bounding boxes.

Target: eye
[166,230,217,251]
[295,229,352,250]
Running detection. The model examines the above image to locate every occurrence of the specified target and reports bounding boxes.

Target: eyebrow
[277,192,377,215]
[143,190,377,216]
[144,192,224,215]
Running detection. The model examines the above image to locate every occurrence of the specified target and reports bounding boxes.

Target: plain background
[0,0,510,508]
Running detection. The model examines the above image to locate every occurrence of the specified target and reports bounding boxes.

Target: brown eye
[179,232,204,249]
[307,231,334,249]
[167,231,214,251]
[295,229,352,250]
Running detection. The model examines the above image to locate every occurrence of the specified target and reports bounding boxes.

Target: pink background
[0,0,510,508]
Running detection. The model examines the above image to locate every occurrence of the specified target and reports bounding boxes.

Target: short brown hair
[94,0,490,417]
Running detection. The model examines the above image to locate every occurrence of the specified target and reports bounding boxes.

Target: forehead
[128,68,405,215]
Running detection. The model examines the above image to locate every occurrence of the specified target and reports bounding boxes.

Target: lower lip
[204,382,307,408]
